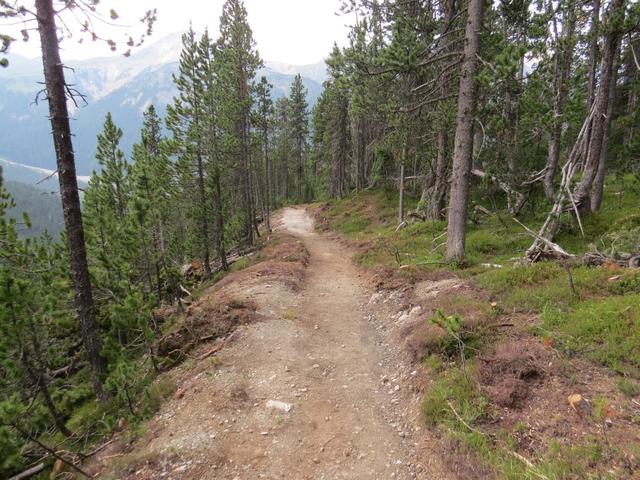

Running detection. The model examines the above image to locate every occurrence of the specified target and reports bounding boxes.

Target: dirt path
[100,208,450,479]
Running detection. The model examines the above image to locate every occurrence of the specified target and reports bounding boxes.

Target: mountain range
[0,32,326,185]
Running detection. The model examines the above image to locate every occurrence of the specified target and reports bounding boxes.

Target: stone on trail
[266,399,293,412]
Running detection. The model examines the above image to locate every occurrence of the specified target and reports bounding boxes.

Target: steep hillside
[3,180,64,238]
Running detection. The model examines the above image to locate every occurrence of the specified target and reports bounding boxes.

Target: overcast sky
[6,0,353,65]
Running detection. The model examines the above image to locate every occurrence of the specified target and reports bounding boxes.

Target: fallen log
[7,463,45,480]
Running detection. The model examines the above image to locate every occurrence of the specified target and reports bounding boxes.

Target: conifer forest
[1,0,639,478]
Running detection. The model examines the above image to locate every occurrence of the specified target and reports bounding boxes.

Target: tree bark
[331,93,349,198]
[196,152,212,277]
[398,155,405,224]
[573,0,625,211]
[35,0,107,401]
[446,0,485,262]
[581,0,602,164]
[543,3,577,199]
[429,130,449,220]
[590,48,619,211]
[587,0,602,112]
[262,124,271,232]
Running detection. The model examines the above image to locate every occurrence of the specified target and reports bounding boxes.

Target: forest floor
[91,207,454,480]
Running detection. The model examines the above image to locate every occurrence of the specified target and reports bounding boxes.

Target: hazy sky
[6,0,353,65]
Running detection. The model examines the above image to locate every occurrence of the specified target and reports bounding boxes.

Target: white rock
[266,400,293,413]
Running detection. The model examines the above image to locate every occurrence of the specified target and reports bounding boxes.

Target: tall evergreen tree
[255,76,275,231]
[167,27,213,276]
[216,0,262,245]
[289,74,310,200]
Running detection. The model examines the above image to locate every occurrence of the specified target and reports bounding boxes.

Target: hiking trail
[97,207,450,479]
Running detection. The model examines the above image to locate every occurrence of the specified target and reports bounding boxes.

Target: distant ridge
[0,33,325,180]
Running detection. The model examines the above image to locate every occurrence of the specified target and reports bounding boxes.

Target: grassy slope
[314,179,640,479]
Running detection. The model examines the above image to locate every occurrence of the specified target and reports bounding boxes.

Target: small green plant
[430,309,470,379]
[422,366,489,430]
[592,396,614,422]
[282,308,298,320]
[231,257,251,271]
[616,377,640,397]
[514,421,528,434]
[422,354,442,372]
[142,377,177,417]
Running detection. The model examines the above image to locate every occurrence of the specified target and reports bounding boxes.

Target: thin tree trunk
[543,3,577,199]
[214,165,228,270]
[446,0,485,262]
[430,130,449,220]
[35,0,107,401]
[398,155,405,224]
[587,0,601,112]
[582,0,601,163]
[591,48,619,211]
[262,130,271,232]
[331,94,349,198]
[196,153,212,276]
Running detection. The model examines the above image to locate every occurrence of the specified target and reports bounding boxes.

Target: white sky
[6,0,353,65]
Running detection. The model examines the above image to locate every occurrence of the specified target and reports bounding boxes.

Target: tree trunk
[196,153,212,277]
[398,155,405,224]
[213,164,228,271]
[587,0,601,112]
[574,0,625,211]
[590,48,619,211]
[263,127,271,232]
[543,3,577,199]
[35,0,107,401]
[429,130,449,220]
[446,0,485,262]
[582,0,601,163]
[331,94,349,198]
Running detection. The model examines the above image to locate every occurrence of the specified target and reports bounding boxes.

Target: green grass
[421,366,613,479]
[616,377,640,397]
[541,294,640,377]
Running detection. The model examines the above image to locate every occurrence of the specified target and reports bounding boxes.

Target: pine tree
[254,76,275,231]
[198,30,229,270]
[130,105,176,303]
[289,74,310,201]
[216,0,262,245]
[0,167,77,455]
[167,27,213,276]
[274,96,292,201]
[446,0,486,262]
